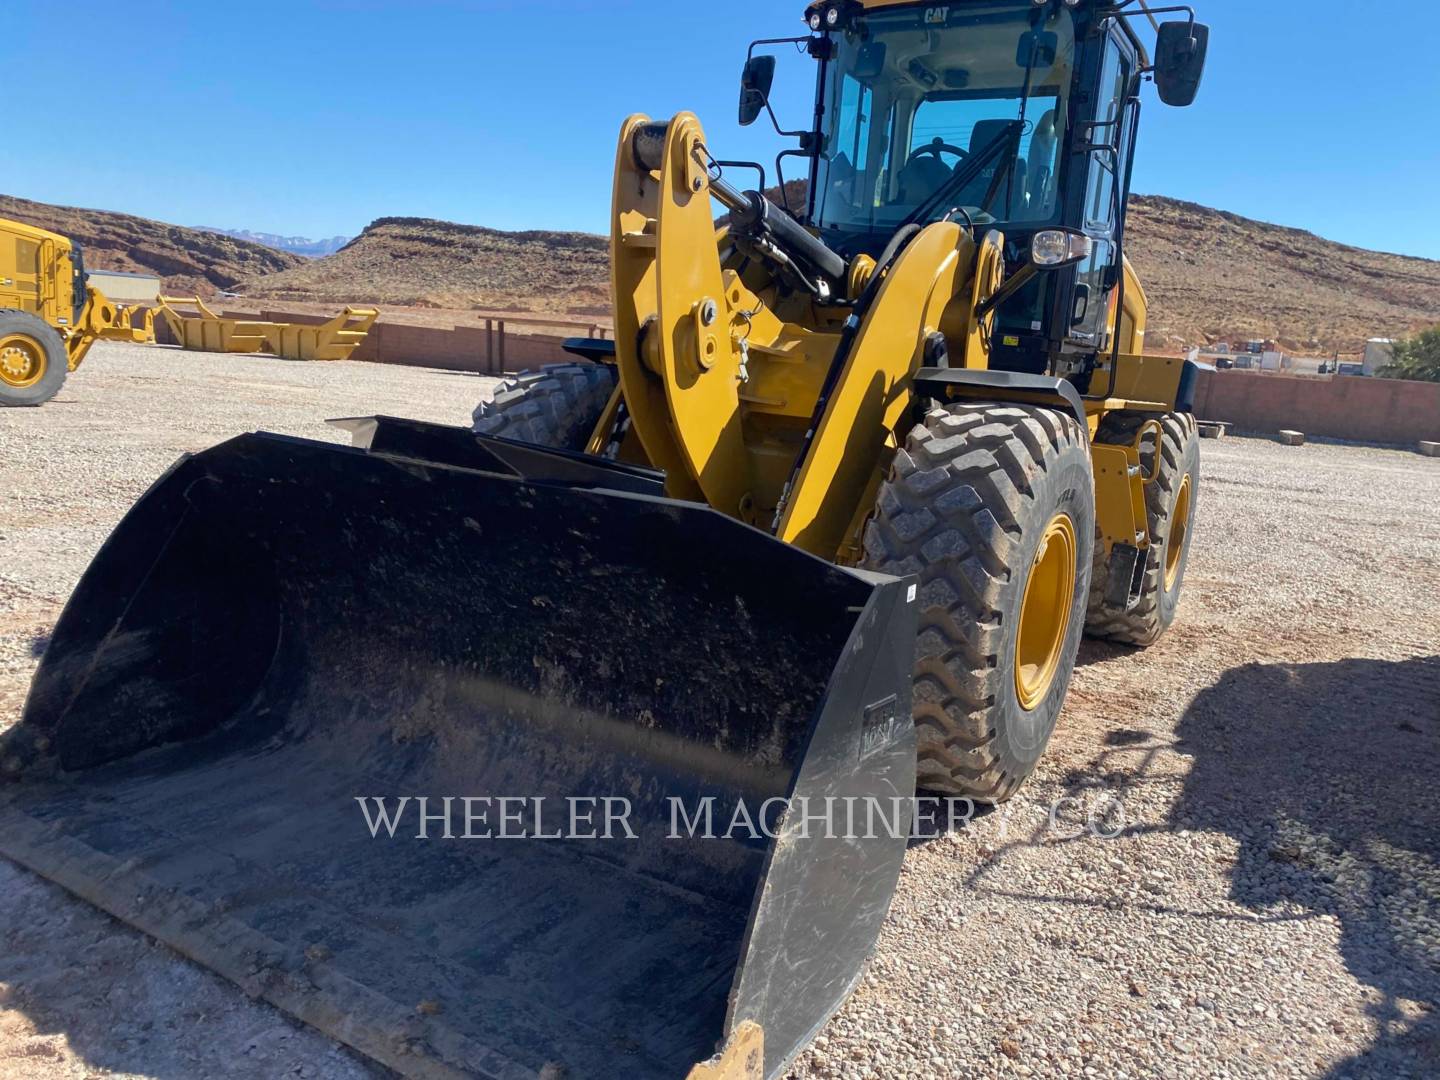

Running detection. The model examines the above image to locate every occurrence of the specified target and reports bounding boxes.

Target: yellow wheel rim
[1165,474,1193,590]
[1014,513,1077,712]
[0,333,47,389]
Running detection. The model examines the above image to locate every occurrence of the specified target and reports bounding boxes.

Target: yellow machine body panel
[775,220,980,557]
[1114,255,1148,355]
[0,218,78,331]
[606,115,1190,566]
[611,113,710,503]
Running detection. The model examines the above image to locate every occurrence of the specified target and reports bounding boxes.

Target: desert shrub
[1379,326,1440,382]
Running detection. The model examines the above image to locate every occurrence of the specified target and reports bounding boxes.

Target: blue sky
[8,1,1439,259]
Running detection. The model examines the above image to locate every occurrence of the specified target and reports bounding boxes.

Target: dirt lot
[2,341,1438,1079]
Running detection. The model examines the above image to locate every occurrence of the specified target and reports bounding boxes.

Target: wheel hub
[1014,512,1078,711]
[0,333,47,389]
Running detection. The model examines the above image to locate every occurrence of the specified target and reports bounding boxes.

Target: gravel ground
[2,342,1438,1079]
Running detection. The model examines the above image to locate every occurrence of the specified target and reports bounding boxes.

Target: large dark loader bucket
[0,416,917,1080]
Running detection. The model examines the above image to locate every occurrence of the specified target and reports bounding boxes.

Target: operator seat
[950,118,1027,213]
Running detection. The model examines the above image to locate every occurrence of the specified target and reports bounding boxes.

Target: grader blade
[0,423,916,1080]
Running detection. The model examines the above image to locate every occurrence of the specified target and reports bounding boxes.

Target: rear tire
[1085,412,1199,646]
[863,403,1094,802]
[472,363,616,450]
[0,310,67,407]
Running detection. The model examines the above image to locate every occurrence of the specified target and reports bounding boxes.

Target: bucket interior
[7,434,879,1078]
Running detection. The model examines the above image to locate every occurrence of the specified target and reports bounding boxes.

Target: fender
[911,366,1088,433]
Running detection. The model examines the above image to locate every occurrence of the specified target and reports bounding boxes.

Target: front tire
[0,310,68,407]
[863,403,1094,801]
[471,362,615,450]
[1085,411,1199,646]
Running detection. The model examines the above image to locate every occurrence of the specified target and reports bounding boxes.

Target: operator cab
[745,0,1206,386]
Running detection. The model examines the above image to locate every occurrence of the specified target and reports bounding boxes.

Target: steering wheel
[911,137,969,163]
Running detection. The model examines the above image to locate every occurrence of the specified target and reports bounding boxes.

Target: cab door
[1068,26,1135,347]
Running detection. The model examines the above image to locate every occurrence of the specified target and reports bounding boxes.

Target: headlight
[1031,229,1093,267]
[825,5,842,27]
[808,10,823,30]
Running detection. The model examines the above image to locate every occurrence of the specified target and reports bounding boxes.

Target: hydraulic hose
[630,122,847,289]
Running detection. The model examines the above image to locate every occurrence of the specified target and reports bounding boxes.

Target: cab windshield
[813,2,1075,239]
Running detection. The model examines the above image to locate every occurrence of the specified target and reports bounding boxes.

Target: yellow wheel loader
[0,216,156,406]
[0,3,1208,1078]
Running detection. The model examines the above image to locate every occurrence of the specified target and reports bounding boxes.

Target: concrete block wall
[1192,370,1440,444]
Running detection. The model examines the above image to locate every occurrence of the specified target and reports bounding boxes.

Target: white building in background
[1363,338,1395,377]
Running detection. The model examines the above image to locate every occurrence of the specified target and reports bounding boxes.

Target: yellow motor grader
[0,216,156,406]
[0,2,1208,1078]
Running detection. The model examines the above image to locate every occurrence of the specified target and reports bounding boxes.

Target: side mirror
[739,55,777,126]
[1153,21,1209,106]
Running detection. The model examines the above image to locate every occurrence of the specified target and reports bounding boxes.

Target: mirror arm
[745,37,816,138]
[764,98,813,141]
[1111,2,1195,27]
[975,262,1040,323]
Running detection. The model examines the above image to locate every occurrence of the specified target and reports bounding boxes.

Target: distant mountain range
[195,227,352,259]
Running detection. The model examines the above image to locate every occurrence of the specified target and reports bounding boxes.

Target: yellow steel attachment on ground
[1015,512,1078,710]
[156,296,272,354]
[266,307,379,362]
[155,297,377,361]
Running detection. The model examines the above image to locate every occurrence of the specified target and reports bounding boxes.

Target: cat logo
[924,6,950,24]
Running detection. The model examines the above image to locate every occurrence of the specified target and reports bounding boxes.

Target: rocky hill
[238,217,611,313]
[1124,195,1440,353]
[0,194,303,295]
[242,198,1438,354]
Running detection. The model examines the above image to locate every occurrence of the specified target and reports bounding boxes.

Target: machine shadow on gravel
[1176,656,1440,1077]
